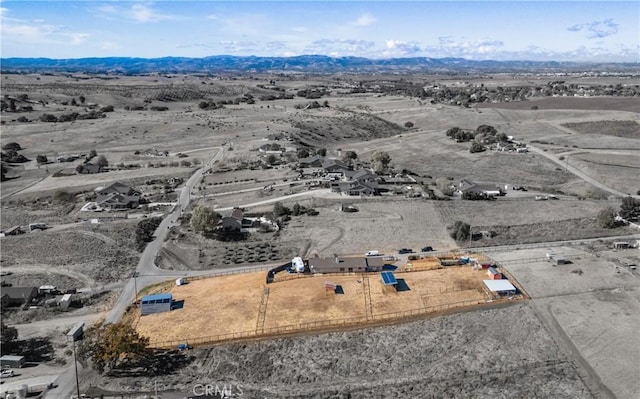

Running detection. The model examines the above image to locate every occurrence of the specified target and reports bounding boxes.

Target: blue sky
[1,1,638,61]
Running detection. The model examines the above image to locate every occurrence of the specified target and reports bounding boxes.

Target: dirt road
[528,145,636,199]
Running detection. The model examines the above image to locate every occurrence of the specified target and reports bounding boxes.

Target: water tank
[15,385,28,399]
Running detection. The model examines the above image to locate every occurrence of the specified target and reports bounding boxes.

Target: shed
[0,355,25,368]
[483,280,517,296]
[59,294,72,310]
[140,293,172,315]
[487,267,502,280]
[67,322,84,342]
[548,254,567,265]
[613,242,630,250]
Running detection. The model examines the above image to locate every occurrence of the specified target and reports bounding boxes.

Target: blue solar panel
[381,271,397,285]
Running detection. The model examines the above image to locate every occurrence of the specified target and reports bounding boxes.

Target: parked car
[0,369,14,378]
[398,248,413,254]
[421,246,434,252]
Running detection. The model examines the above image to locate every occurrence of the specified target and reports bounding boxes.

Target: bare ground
[89,303,592,398]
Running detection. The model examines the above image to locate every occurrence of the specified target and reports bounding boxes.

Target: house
[140,293,172,315]
[322,159,351,175]
[95,182,140,210]
[333,181,379,196]
[457,179,503,197]
[0,287,38,307]
[298,155,324,168]
[308,256,385,274]
[221,207,247,231]
[344,168,379,183]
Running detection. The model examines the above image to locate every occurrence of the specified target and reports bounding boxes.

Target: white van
[365,250,380,256]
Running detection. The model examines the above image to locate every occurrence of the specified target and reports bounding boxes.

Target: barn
[487,267,502,280]
[0,355,25,368]
[140,293,173,315]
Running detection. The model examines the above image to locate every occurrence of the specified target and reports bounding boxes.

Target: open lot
[133,264,507,346]
[96,302,592,398]
[493,246,640,399]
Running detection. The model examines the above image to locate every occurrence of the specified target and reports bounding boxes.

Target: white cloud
[568,18,619,39]
[303,39,376,56]
[96,3,177,23]
[353,13,376,27]
[436,37,504,58]
[70,33,89,45]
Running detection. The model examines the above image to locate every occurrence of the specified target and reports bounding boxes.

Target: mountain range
[1,55,637,74]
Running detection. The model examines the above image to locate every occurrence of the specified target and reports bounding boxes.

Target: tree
[135,217,162,250]
[265,154,278,166]
[273,202,291,217]
[36,154,48,164]
[297,149,310,159]
[596,207,617,228]
[89,149,98,158]
[190,205,219,235]
[79,321,149,373]
[475,124,497,135]
[619,197,640,220]
[78,95,86,104]
[316,148,327,157]
[1,320,18,350]
[341,150,358,163]
[449,221,471,241]
[469,142,486,153]
[2,142,22,151]
[71,98,78,106]
[53,190,74,204]
[371,151,391,174]
[404,121,414,128]
[292,203,302,216]
[40,113,58,122]
[95,155,109,168]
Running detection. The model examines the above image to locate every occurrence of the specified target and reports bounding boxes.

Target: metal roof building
[483,280,517,296]
[140,293,172,315]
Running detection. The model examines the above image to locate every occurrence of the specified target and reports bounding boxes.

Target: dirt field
[493,246,640,399]
[94,302,592,398]
[134,265,500,346]
[475,96,640,113]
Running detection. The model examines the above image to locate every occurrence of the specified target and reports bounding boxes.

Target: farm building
[487,267,502,280]
[483,280,517,296]
[308,256,384,274]
[141,293,173,315]
[0,287,38,308]
[0,355,25,368]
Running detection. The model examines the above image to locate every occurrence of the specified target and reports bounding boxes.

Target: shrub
[40,114,58,122]
[2,142,22,151]
[36,154,48,164]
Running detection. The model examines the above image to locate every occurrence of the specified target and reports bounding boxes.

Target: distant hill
[1,55,637,74]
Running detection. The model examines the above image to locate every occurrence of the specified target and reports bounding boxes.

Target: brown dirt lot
[134,265,503,346]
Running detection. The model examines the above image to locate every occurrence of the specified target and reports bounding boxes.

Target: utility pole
[132,272,139,304]
[73,339,81,399]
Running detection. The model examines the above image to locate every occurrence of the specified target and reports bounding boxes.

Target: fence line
[148,297,509,349]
